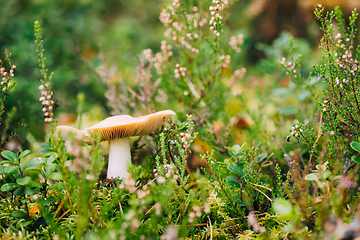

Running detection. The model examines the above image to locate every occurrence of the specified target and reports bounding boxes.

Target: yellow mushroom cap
[85,110,175,141]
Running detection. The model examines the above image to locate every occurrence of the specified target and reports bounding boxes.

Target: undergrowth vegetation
[0,1,360,239]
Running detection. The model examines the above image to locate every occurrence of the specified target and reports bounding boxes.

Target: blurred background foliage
[1,1,360,238]
[1,0,360,148]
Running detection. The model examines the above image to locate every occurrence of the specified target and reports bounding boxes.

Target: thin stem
[307,112,323,173]
[350,78,360,118]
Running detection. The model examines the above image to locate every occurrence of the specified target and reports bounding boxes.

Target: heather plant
[91,0,246,133]
[34,21,55,124]
[0,50,24,151]
[1,1,360,240]
[270,4,360,239]
[283,5,360,169]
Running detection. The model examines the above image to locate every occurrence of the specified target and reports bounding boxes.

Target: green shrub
[0,1,359,239]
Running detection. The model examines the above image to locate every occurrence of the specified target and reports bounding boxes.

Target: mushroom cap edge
[85,110,175,141]
[55,125,92,144]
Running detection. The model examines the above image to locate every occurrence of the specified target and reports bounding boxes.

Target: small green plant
[0,50,24,151]
[270,4,360,238]
[314,5,360,166]
[0,149,51,227]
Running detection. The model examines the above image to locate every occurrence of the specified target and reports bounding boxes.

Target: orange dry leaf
[29,203,40,216]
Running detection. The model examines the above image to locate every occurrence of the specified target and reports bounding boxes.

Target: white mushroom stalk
[56,110,176,180]
[107,137,131,179]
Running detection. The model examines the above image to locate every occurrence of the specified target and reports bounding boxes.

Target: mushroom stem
[107,137,131,179]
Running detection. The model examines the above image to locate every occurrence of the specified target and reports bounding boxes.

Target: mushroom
[55,126,92,143]
[56,110,175,180]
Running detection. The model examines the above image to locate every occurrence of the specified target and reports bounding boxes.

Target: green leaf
[18,150,31,159]
[225,144,245,157]
[41,144,51,149]
[0,165,6,175]
[305,173,318,181]
[0,160,12,164]
[17,176,31,186]
[228,164,244,176]
[257,153,268,162]
[227,151,237,159]
[12,173,21,179]
[46,153,58,165]
[350,141,360,153]
[45,164,56,176]
[11,210,28,218]
[27,180,42,188]
[1,183,19,192]
[273,198,293,221]
[5,165,20,174]
[47,196,56,203]
[24,158,46,169]
[279,106,297,116]
[261,163,273,168]
[24,166,42,171]
[24,186,38,196]
[49,172,62,180]
[354,156,360,164]
[321,170,332,180]
[227,175,240,188]
[1,150,18,162]
[232,145,241,153]
[38,196,56,206]
[225,146,237,155]
[13,187,24,196]
[19,220,33,227]
[51,182,66,191]
[38,149,52,155]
